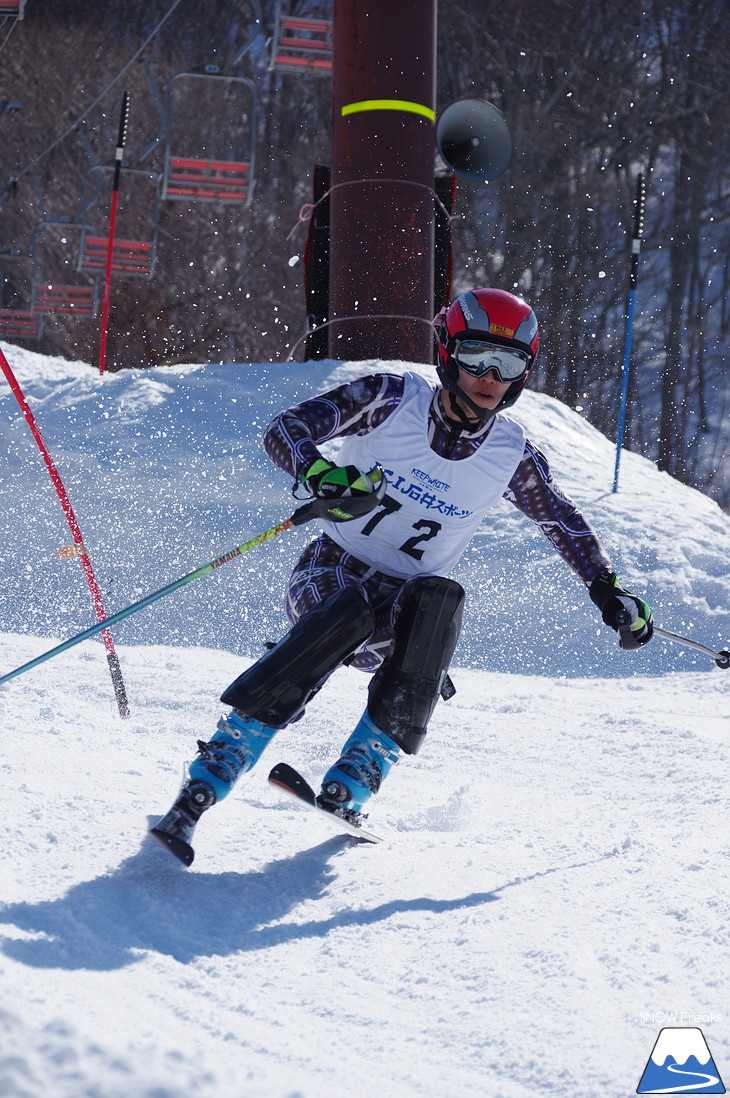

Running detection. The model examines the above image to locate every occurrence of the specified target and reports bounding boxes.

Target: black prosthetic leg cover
[367,576,464,755]
[220,587,375,727]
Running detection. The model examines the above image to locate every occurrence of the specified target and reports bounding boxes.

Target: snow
[0,341,728,1098]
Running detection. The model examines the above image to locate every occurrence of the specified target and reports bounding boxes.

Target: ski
[268,762,383,843]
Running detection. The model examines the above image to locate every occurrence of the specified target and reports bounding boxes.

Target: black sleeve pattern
[504,438,612,585]
[263,373,405,481]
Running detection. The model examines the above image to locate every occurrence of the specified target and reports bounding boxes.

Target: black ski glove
[304,458,383,500]
[589,572,654,649]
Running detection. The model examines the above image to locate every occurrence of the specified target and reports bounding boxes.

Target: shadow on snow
[0,821,612,972]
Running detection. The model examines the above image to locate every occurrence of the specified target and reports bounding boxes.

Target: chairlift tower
[328,0,437,363]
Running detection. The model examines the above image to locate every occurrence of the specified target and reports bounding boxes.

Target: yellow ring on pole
[341,99,435,121]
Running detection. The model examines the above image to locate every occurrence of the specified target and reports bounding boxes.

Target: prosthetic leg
[150,587,375,864]
[318,576,464,822]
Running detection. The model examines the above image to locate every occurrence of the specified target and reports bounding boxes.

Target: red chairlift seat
[164,157,251,203]
[30,219,100,317]
[80,236,154,278]
[0,309,41,339]
[269,11,333,75]
[32,283,97,316]
[0,0,27,17]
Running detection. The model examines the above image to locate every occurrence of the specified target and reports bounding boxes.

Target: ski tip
[268,762,317,805]
[268,761,383,842]
[149,826,195,867]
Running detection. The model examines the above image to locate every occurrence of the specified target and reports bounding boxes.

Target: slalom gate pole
[0,346,130,716]
[0,495,342,690]
[653,625,730,669]
[612,171,646,493]
[98,91,130,377]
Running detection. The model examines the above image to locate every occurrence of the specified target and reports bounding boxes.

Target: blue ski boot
[317,709,401,825]
[150,709,277,865]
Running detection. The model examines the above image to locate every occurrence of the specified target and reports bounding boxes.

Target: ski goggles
[452,339,530,382]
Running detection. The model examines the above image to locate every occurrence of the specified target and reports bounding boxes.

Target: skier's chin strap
[442,386,495,430]
[437,363,496,429]
[446,391,479,428]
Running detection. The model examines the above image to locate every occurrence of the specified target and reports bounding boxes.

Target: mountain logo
[637,1027,725,1093]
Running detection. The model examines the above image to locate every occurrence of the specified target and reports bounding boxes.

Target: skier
[151,287,653,864]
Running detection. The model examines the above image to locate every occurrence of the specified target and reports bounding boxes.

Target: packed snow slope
[0,342,728,1098]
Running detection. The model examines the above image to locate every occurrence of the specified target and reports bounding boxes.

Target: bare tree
[1,0,728,508]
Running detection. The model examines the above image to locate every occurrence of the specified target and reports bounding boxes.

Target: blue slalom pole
[613,172,646,493]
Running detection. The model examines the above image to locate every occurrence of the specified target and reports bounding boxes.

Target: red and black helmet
[435,287,540,420]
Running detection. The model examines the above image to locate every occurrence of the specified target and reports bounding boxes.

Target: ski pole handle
[290,465,386,526]
[615,608,642,650]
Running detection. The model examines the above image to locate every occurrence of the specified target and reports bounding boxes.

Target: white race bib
[321,372,525,577]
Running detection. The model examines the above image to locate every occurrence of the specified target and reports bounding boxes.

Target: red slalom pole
[0,346,130,717]
[98,91,130,376]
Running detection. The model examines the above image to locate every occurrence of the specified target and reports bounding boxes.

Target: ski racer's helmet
[435,287,540,421]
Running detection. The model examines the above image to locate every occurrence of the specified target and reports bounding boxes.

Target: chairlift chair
[0,0,27,18]
[161,0,262,205]
[268,2,332,75]
[0,247,42,340]
[162,69,257,205]
[32,279,98,316]
[31,219,99,317]
[0,309,41,339]
[78,164,161,278]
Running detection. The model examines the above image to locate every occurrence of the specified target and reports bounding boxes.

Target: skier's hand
[589,573,654,648]
[304,458,384,500]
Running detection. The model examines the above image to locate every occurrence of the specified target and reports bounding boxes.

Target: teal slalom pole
[613,171,646,493]
[0,475,385,689]
[0,515,296,689]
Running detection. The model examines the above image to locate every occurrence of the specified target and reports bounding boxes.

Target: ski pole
[0,480,385,689]
[616,611,729,668]
[653,625,730,669]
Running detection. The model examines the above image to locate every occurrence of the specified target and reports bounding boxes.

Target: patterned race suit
[264,372,612,672]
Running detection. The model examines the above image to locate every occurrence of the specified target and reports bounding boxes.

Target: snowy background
[0,342,728,1098]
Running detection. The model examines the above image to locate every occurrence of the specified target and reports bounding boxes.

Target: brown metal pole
[328,0,437,363]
